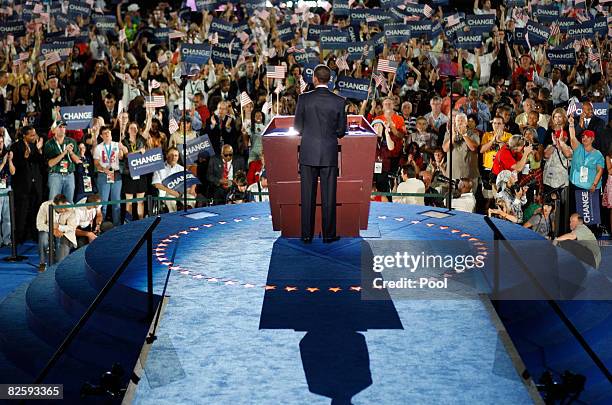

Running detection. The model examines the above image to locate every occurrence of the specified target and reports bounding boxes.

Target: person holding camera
[523,200,554,239]
[480,116,512,205]
[492,134,533,176]
[489,170,527,223]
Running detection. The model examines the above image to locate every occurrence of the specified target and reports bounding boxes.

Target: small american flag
[423,4,434,18]
[404,15,420,23]
[145,95,166,108]
[168,30,186,39]
[158,52,168,65]
[377,58,398,74]
[119,28,126,43]
[299,75,307,93]
[588,49,600,62]
[550,22,560,36]
[336,54,349,71]
[255,9,270,20]
[44,51,61,66]
[372,72,388,93]
[580,38,590,49]
[566,100,577,117]
[237,31,249,42]
[169,118,179,134]
[576,12,589,23]
[208,32,218,45]
[446,14,461,27]
[366,15,378,23]
[287,46,305,54]
[266,65,287,79]
[240,91,252,107]
[148,79,161,91]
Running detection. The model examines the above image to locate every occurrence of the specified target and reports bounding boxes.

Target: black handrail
[483,216,612,384]
[34,216,162,384]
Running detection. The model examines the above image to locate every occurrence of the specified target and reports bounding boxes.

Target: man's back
[294,88,346,167]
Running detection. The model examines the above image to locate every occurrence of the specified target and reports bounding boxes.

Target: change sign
[128,147,165,177]
[209,18,235,38]
[41,41,75,60]
[162,171,202,192]
[94,15,117,35]
[277,23,295,42]
[567,20,594,39]
[465,14,495,34]
[181,44,212,65]
[306,25,325,41]
[546,49,576,66]
[61,105,93,130]
[294,48,319,66]
[455,32,483,49]
[384,23,411,44]
[525,20,550,45]
[319,30,350,50]
[346,42,373,61]
[575,190,600,225]
[0,21,25,37]
[180,135,215,164]
[337,76,370,100]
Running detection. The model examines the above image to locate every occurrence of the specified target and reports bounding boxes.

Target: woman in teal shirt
[568,116,604,193]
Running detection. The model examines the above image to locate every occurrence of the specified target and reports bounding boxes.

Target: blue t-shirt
[570,144,605,189]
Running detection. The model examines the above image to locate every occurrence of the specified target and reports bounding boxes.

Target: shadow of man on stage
[259,238,403,404]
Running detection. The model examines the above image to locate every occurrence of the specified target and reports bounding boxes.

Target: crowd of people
[0,0,609,270]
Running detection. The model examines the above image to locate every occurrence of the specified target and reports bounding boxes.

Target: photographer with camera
[492,134,533,176]
[488,170,528,223]
[451,178,476,213]
[523,200,555,239]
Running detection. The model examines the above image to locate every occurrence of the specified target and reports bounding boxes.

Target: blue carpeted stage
[1,202,611,403]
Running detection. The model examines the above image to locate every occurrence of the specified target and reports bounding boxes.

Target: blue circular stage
[79,203,551,404]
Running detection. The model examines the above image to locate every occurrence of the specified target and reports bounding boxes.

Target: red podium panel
[262,115,376,237]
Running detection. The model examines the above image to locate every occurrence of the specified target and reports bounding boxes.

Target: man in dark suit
[206,144,246,205]
[294,65,347,243]
[574,101,607,152]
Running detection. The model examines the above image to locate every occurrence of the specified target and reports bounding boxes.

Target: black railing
[34,216,162,384]
[483,216,612,384]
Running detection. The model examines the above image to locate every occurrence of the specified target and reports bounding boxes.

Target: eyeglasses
[223,153,233,157]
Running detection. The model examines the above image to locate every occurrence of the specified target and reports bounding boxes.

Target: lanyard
[104,143,113,165]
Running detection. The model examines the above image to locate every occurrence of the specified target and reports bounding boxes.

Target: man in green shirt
[554,213,601,269]
[43,120,81,203]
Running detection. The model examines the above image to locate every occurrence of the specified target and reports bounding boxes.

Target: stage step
[54,248,155,342]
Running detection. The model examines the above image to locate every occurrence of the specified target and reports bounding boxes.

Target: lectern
[262,115,377,238]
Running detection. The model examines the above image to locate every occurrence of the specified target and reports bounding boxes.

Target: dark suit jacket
[11,140,45,195]
[206,155,246,187]
[575,116,607,152]
[294,87,346,167]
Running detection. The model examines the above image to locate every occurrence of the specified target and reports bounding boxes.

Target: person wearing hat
[568,115,605,197]
[294,64,347,244]
[43,120,81,203]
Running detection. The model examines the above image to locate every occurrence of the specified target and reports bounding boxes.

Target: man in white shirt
[451,178,476,213]
[424,96,448,135]
[153,147,195,212]
[395,165,425,205]
[74,194,102,247]
[36,194,77,271]
[533,67,569,107]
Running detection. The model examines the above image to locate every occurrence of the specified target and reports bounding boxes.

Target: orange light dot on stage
[306,287,320,293]
[285,286,298,292]
[264,285,276,291]
[329,287,342,293]
[349,286,362,292]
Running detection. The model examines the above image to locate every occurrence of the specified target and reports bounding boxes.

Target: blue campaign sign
[306,25,325,41]
[181,43,212,65]
[557,18,576,33]
[525,20,550,45]
[333,0,350,16]
[162,171,202,192]
[533,5,559,23]
[41,41,75,60]
[180,135,215,164]
[407,21,434,39]
[512,28,528,47]
[0,21,25,38]
[384,23,411,44]
[277,23,295,42]
[209,17,235,38]
[127,147,165,177]
[575,190,600,225]
[302,63,336,90]
[337,76,370,101]
[346,42,373,61]
[572,103,609,123]
[211,45,238,66]
[567,20,594,39]
[465,14,495,33]
[195,0,217,11]
[151,28,170,44]
[444,21,466,41]
[294,48,319,66]
[546,49,576,66]
[593,17,608,37]
[455,31,483,49]
[319,30,351,50]
[61,105,93,130]
[68,0,91,19]
[93,15,117,35]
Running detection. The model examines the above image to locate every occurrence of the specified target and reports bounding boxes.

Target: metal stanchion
[48,203,54,266]
[3,190,26,262]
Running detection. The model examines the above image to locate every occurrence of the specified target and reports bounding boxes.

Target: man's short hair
[571,213,584,223]
[104,93,116,101]
[86,194,101,203]
[166,147,179,155]
[313,64,331,83]
[100,126,112,134]
[53,194,68,205]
